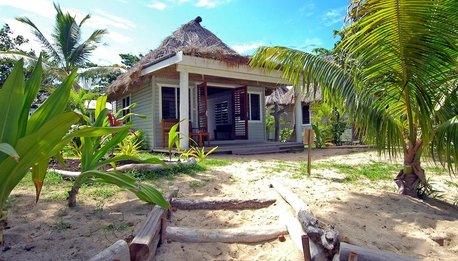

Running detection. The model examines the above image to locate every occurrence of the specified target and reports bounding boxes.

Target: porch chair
[189,121,210,147]
[161,119,179,147]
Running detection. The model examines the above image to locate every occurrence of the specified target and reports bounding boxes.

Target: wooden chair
[189,121,210,147]
[161,119,179,147]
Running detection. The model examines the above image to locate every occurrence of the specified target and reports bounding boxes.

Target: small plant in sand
[67,95,168,208]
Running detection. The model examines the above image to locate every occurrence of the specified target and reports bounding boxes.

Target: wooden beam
[170,198,276,210]
[271,181,340,259]
[129,190,178,261]
[166,225,288,243]
[129,206,164,261]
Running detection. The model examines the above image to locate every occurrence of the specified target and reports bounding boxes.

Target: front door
[197,82,208,132]
[232,86,248,139]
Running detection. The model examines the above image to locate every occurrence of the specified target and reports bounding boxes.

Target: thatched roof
[107,16,249,99]
[266,87,322,105]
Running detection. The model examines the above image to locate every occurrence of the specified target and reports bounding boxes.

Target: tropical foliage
[251,0,458,196]
[0,58,81,244]
[67,95,167,208]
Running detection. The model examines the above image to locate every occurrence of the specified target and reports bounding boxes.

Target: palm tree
[1,3,123,89]
[251,0,458,197]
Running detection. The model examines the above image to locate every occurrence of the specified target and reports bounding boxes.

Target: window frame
[247,91,262,122]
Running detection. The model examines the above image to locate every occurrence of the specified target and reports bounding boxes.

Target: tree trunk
[0,210,6,245]
[395,140,427,197]
[68,186,80,207]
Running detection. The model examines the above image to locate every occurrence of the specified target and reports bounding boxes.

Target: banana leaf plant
[67,95,168,208]
[0,58,84,245]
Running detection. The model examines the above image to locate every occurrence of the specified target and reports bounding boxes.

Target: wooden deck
[153,141,304,155]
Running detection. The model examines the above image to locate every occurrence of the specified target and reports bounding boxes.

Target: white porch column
[294,88,303,143]
[179,71,189,149]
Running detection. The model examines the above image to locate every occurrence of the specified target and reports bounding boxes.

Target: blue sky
[0,0,347,65]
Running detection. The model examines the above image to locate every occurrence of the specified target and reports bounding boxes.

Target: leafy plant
[330,107,346,146]
[0,58,83,244]
[167,121,182,161]
[117,132,142,157]
[181,146,218,162]
[279,127,293,142]
[67,95,167,208]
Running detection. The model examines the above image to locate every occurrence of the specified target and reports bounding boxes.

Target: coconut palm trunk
[395,140,425,196]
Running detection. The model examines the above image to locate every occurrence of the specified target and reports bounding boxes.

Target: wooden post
[301,234,312,261]
[307,129,312,176]
[179,71,189,149]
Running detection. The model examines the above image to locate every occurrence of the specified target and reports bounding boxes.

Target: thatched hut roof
[107,16,249,99]
[266,87,322,105]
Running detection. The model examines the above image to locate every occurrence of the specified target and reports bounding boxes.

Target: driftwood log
[339,242,417,261]
[166,225,288,243]
[89,240,130,261]
[107,158,196,172]
[129,190,178,261]
[281,209,327,261]
[170,198,276,210]
[271,181,340,259]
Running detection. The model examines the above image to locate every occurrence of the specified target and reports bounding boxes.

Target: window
[161,87,178,119]
[302,104,310,125]
[215,101,229,125]
[122,95,131,122]
[160,86,191,120]
[248,93,261,121]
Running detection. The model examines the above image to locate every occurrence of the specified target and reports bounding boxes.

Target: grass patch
[130,163,207,181]
[329,162,401,182]
[200,158,236,168]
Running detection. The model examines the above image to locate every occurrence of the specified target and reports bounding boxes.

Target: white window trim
[248,91,263,123]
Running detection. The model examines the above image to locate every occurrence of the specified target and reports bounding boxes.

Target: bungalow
[107,17,307,151]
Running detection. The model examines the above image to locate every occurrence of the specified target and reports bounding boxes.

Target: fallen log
[281,209,327,261]
[170,197,276,210]
[51,169,80,177]
[129,190,178,261]
[107,158,196,172]
[271,181,340,259]
[339,242,417,261]
[89,240,130,261]
[166,225,288,243]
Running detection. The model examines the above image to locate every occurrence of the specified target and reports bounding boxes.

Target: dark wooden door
[197,82,208,132]
[232,86,248,139]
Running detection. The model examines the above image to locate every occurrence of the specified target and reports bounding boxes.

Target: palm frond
[15,17,61,64]
[69,29,107,66]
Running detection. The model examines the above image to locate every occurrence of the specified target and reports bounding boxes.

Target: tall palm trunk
[395,140,427,197]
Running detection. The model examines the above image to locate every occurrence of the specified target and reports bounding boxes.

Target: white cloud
[231,42,263,55]
[84,9,136,30]
[148,2,167,10]
[322,7,346,27]
[91,45,122,65]
[195,0,230,8]
[0,0,55,18]
[106,31,133,44]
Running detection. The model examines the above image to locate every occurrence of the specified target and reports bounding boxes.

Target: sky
[0,0,347,65]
